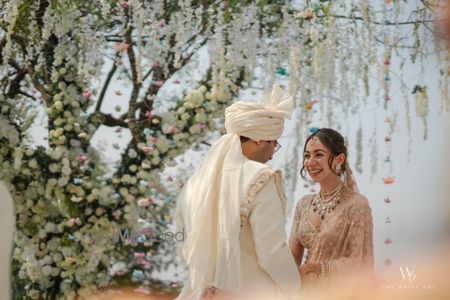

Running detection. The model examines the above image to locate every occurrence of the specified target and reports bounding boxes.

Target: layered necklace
[312,182,344,220]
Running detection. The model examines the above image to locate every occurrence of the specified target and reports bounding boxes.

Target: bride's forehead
[306,138,329,152]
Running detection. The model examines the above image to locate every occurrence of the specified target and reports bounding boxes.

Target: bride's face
[304,138,338,183]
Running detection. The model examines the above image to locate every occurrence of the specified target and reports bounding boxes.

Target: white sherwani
[176,158,300,299]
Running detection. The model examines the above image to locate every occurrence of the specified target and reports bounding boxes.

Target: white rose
[45,222,56,233]
[57,136,66,144]
[194,113,207,123]
[53,118,63,126]
[54,128,64,137]
[189,125,200,134]
[167,149,178,158]
[61,165,71,176]
[161,123,172,134]
[58,176,69,187]
[151,156,161,165]
[64,124,73,132]
[48,178,58,186]
[54,101,63,111]
[119,187,129,196]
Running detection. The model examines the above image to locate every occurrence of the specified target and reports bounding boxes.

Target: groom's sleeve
[249,176,301,295]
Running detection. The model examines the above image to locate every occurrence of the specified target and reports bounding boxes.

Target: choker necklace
[312,182,344,219]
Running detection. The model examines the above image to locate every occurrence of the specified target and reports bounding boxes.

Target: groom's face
[255,140,277,163]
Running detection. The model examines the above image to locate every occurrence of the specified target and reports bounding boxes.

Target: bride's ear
[333,153,346,165]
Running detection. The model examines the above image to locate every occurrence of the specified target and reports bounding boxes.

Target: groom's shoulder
[243,159,274,174]
[241,160,277,188]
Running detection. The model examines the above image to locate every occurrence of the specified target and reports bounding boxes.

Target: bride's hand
[299,263,321,277]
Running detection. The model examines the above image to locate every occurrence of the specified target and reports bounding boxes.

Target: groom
[175,85,300,299]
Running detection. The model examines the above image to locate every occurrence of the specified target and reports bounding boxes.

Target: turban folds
[225,85,294,141]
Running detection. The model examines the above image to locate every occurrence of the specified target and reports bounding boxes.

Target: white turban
[175,85,294,299]
[225,84,294,141]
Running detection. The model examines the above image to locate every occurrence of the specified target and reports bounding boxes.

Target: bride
[289,128,374,288]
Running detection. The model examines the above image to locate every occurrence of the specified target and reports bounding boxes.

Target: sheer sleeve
[289,197,305,247]
[327,196,374,279]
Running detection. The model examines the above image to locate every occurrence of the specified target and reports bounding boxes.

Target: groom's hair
[239,136,250,143]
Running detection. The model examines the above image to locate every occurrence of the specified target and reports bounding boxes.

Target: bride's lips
[308,169,322,176]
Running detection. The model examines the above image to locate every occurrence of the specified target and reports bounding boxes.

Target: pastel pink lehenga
[289,191,374,288]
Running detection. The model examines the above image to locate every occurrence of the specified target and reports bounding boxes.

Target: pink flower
[142,228,154,235]
[151,80,164,88]
[134,252,146,259]
[120,2,129,9]
[383,177,395,184]
[384,60,391,65]
[159,22,166,28]
[145,111,153,119]
[112,210,122,218]
[169,126,178,133]
[384,136,392,142]
[137,198,153,207]
[82,91,92,98]
[151,137,158,143]
[116,271,125,276]
[167,176,173,182]
[197,124,207,130]
[115,127,123,133]
[114,43,129,52]
[150,63,158,68]
[115,60,124,66]
[69,217,81,225]
[143,146,153,153]
[76,155,87,162]
[223,1,229,7]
